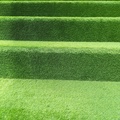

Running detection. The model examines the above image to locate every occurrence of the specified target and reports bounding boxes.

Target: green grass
[1,1,120,17]
[1,17,120,41]
[0,1,120,120]
[1,40,120,49]
[0,78,120,120]
[0,41,120,81]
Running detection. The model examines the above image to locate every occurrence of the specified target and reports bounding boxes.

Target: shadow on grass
[9,17,120,42]
[0,50,120,82]
[0,108,32,120]
[1,2,120,17]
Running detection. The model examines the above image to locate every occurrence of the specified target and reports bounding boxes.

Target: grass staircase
[0,0,120,120]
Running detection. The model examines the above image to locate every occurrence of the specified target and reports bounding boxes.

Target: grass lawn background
[0,79,120,120]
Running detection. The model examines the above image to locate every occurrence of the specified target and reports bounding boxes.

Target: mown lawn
[1,17,120,42]
[1,1,120,17]
[0,79,120,120]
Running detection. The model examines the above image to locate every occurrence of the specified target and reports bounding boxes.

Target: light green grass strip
[1,1,120,17]
[0,40,120,54]
[0,41,120,81]
[1,17,120,41]
[0,79,120,120]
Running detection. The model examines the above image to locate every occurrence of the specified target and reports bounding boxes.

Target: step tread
[2,16,120,19]
[0,41,120,54]
[1,1,120,3]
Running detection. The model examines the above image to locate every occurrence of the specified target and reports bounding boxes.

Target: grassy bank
[0,41,120,81]
[0,0,120,119]
[1,1,120,17]
[1,17,120,41]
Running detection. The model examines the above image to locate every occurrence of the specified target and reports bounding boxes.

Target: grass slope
[0,79,120,120]
[0,41,120,81]
[1,1,120,17]
[1,17,120,41]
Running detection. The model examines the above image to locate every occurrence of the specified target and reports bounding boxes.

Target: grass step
[0,41,120,81]
[1,1,120,17]
[0,79,120,119]
[1,17,120,42]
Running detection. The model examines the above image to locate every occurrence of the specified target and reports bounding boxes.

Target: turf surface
[0,79,120,120]
[0,41,120,81]
[1,17,120,41]
[1,1,120,17]
[0,0,120,119]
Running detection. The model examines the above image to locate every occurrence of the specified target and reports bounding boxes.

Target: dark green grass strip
[0,79,120,120]
[1,1,120,17]
[1,17,120,42]
[0,41,120,81]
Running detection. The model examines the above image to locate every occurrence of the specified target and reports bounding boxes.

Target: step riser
[1,2,120,17]
[0,47,120,81]
[1,17,120,42]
